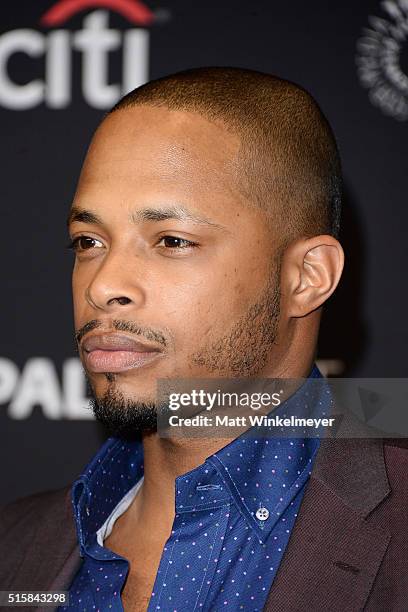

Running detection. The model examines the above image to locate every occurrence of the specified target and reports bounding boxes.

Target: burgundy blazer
[1,434,408,611]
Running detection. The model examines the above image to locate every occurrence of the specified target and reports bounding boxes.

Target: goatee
[89,381,158,438]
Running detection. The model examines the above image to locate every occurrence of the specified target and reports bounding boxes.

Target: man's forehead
[89,105,240,170]
[78,105,244,205]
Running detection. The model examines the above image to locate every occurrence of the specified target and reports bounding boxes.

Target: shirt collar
[206,364,328,541]
[72,437,144,556]
[72,363,330,552]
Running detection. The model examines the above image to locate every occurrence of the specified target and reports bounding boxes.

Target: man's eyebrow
[67,206,103,227]
[67,205,229,231]
[130,206,228,231]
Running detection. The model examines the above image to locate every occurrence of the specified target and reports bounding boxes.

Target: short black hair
[110,66,342,243]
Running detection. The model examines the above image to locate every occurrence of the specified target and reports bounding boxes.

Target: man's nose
[84,253,145,312]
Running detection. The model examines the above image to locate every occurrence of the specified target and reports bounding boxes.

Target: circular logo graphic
[356,0,408,120]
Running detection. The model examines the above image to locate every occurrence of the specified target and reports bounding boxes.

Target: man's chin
[89,385,158,438]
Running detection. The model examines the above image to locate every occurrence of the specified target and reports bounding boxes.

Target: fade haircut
[109,67,342,245]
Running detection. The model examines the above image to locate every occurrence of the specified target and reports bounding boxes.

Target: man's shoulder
[0,485,76,555]
[0,485,79,591]
[0,486,72,529]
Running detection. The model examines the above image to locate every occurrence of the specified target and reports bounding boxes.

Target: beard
[89,383,159,438]
[88,261,282,438]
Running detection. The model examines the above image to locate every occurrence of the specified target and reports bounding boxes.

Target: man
[1,67,407,612]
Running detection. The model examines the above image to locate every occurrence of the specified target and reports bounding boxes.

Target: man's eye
[157,236,197,249]
[67,236,103,251]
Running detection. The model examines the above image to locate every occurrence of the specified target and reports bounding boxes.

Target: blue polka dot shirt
[60,364,331,611]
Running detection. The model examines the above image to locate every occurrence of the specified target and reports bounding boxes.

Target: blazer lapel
[38,487,81,612]
[9,486,82,612]
[264,432,391,611]
[38,545,82,612]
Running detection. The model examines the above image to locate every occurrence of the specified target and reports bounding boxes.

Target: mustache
[75,319,168,348]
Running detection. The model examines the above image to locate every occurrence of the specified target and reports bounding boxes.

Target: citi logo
[0,0,160,110]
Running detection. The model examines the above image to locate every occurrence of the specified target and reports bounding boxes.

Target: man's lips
[81,333,164,373]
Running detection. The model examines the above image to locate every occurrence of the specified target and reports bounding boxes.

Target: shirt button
[256,507,270,521]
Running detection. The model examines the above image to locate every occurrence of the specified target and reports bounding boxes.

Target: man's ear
[282,235,345,318]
